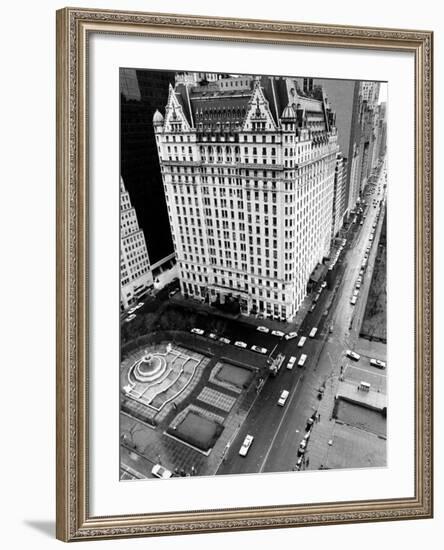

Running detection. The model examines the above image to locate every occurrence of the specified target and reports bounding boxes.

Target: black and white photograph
[119,69,387,481]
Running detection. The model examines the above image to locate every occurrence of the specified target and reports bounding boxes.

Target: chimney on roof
[303,77,313,95]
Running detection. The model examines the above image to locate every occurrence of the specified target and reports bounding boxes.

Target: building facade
[331,153,348,238]
[347,81,382,212]
[120,177,154,310]
[154,75,339,322]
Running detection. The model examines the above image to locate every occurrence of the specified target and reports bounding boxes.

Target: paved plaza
[120,340,262,479]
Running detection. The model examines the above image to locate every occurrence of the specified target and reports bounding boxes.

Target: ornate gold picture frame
[56,7,433,542]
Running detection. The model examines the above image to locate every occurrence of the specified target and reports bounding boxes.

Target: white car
[298,336,307,348]
[350,296,357,305]
[207,333,217,340]
[370,358,387,369]
[271,330,285,338]
[298,354,307,367]
[346,349,361,361]
[125,314,136,323]
[251,345,267,354]
[219,337,230,344]
[128,307,137,315]
[286,356,297,370]
[234,341,247,349]
[309,327,318,338]
[257,326,269,333]
[278,390,289,406]
[151,464,173,479]
[135,302,144,309]
[285,331,298,340]
[355,282,361,289]
[239,434,254,457]
[321,281,327,288]
[191,328,204,335]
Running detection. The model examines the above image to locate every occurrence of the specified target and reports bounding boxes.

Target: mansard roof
[171,76,329,130]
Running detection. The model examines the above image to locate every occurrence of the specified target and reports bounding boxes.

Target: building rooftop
[170,76,333,133]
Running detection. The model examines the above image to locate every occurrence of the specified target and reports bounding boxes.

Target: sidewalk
[303,360,342,470]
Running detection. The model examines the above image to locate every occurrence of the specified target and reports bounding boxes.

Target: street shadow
[24,520,55,538]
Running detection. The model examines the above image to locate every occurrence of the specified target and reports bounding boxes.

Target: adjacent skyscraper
[154,75,339,321]
[120,68,176,269]
[120,177,153,310]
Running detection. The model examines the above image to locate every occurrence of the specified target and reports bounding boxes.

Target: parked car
[191,328,204,335]
[136,302,144,309]
[355,281,361,289]
[297,441,307,456]
[239,434,254,457]
[309,327,318,338]
[298,336,307,348]
[251,345,267,354]
[346,349,361,361]
[286,356,297,370]
[151,464,173,479]
[207,333,217,340]
[309,303,316,312]
[350,296,357,305]
[278,390,289,406]
[285,331,298,340]
[125,314,136,323]
[234,341,247,349]
[128,307,137,315]
[321,281,327,288]
[370,358,386,369]
[271,330,285,338]
[257,326,269,333]
[298,354,307,367]
[219,337,231,344]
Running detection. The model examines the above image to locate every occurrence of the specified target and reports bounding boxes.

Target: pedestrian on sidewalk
[306,458,310,468]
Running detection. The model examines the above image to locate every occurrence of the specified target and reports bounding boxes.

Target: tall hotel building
[153,76,339,321]
[120,177,154,310]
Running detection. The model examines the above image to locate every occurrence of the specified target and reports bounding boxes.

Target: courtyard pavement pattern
[120,344,210,426]
[120,345,264,479]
